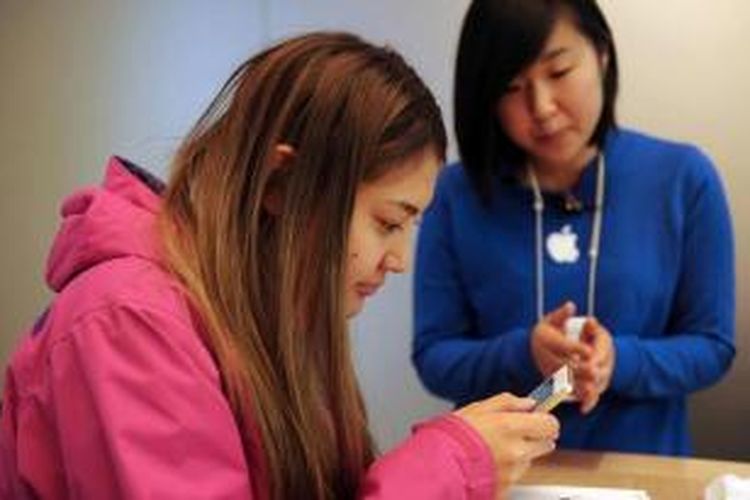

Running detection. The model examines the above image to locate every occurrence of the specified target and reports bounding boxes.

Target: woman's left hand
[570,317,615,414]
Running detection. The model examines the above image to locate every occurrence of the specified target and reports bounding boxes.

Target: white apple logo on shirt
[546,224,580,263]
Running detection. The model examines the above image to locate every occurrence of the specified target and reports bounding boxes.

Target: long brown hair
[158,32,446,499]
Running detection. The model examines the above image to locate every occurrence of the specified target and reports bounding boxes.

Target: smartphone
[562,316,587,402]
[528,365,573,413]
[564,316,587,342]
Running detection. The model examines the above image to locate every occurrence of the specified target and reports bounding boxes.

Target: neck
[529,146,598,192]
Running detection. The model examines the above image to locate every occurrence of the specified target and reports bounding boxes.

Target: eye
[550,67,573,80]
[503,81,523,95]
[376,217,406,235]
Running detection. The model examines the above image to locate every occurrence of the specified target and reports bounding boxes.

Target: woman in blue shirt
[413,0,735,455]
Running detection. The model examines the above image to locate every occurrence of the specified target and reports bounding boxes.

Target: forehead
[539,15,592,58]
[357,151,440,209]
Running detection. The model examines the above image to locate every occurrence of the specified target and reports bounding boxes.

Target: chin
[536,145,582,168]
[532,133,580,157]
[345,297,364,318]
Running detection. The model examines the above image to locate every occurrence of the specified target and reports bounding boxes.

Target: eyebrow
[387,200,421,217]
[540,47,570,62]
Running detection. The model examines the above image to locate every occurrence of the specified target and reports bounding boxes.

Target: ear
[598,49,610,74]
[270,143,295,170]
[263,143,296,215]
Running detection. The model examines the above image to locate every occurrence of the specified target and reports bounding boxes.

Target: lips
[533,127,566,141]
[356,282,382,298]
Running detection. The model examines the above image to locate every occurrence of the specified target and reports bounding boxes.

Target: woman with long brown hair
[1,32,558,499]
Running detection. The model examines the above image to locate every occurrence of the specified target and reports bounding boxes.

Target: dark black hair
[454,0,618,202]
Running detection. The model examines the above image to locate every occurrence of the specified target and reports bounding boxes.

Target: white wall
[1,0,748,460]
[0,0,265,373]
[599,0,750,459]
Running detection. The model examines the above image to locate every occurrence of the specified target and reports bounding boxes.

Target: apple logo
[546,224,580,263]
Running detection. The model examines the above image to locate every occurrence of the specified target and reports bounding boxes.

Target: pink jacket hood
[46,156,163,292]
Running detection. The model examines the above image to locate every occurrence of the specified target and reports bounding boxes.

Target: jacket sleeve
[359,414,496,500]
[47,302,254,499]
[609,149,736,399]
[413,173,541,404]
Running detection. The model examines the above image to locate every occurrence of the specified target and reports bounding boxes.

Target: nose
[383,237,410,274]
[383,252,407,274]
[528,81,557,122]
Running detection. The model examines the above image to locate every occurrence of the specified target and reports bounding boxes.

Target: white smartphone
[563,316,587,402]
[528,365,573,413]
[564,316,587,342]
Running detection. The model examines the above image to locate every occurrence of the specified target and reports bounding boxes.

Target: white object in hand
[564,316,586,343]
[563,316,586,402]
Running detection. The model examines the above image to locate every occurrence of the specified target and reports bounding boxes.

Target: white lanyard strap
[528,154,606,321]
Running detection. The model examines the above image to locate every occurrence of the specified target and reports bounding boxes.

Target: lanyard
[528,154,606,321]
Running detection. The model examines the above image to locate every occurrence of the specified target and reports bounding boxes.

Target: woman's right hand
[454,393,560,499]
[531,302,592,377]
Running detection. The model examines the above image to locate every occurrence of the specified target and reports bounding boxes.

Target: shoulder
[436,162,473,194]
[433,162,491,210]
[4,259,250,498]
[607,129,712,169]
[607,128,724,193]
[65,256,194,325]
[34,257,211,378]
[5,256,222,425]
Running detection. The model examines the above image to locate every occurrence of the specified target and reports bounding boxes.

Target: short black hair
[454,0,619,202]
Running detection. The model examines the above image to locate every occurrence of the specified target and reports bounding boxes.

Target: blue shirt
[413,128,735,455]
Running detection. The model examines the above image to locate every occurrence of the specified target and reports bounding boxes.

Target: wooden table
[519,450,750,499]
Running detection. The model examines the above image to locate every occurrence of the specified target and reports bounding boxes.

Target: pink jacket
[0,157,496,499]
